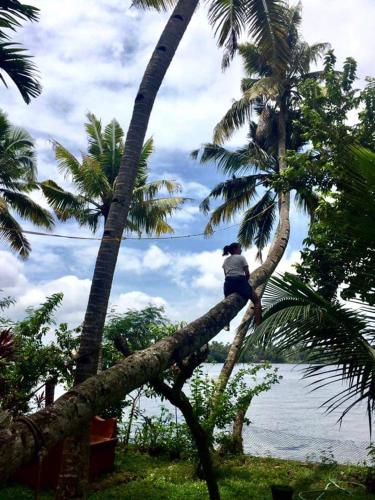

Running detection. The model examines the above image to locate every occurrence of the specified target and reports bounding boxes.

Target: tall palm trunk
[76,0,199,387]
[56,2,199,497]
[208,102,290,432]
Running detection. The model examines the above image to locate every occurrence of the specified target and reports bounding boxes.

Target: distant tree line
[207,340,308,364]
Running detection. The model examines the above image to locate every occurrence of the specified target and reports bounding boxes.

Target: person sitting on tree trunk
[222,242,262,330]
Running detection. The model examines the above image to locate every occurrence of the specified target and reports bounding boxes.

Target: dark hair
[222,242,240,256]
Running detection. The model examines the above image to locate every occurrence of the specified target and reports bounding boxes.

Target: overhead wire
[4,202,276,243]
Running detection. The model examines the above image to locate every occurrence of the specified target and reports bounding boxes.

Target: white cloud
[113,291,167,312]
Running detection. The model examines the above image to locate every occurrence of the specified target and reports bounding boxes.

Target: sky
[0,0,374,341]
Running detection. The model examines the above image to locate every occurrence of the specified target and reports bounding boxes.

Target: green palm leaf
[238,189,276,251]
[40,180,87,219]
[135,179,182,200]
[213,94,254,144]
[0,188,53,228]
[0,1,39,36]
[0,196,30,258]
[193,142,272,175]
[250,273,375,429]
[85,112,104,158]
[131,0,178,12]
[101,118,124,183]
[0,42,41,103]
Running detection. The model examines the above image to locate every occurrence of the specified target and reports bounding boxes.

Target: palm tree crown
[0,0,41,103]
[194,2,328,256]
[0,110,53,258]
[41,113,186,236]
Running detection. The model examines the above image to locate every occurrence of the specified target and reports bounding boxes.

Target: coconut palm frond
[208,0,248,64]
[0,196,30,258]
[80,156,111,199]
[294,190,319,219]
[131,0,178,12]
[101,118,124,183]
[0,42,41,103]
[136,137,154,186]
[0,189,53,228]
[194,142,272,175]
[53,142,82,180]
[246,0,289,71]
[0,1,39,35]
[85,112,104,157]
[238,43,271,78]
[201,178,265,234]
[213,94,253,144]
[40,180,87,218]
[250,273,375,429]
[135,179,182,200]
[200,173,266,212]
[238,189,276,250]
[128,196,183,235]
[2,125,36,175]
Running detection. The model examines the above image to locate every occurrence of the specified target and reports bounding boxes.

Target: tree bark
[231,395,253,455]
[45,379,56,407]
[0,293,246,482]
[56,1,199,495]
[208,102,290,433]
[152,379,220,500]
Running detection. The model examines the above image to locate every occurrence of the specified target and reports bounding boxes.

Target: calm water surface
[138,363,371,463]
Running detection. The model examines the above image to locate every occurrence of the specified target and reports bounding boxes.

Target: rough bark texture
[231,395,253,455]
[208,104,290,432]
[0,293,246,482]
[45,379,56,407]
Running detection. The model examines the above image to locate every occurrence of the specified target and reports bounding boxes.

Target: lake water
[136,363,372,464]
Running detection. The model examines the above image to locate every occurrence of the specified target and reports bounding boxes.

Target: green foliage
[0,294,80,416]
[296,147,375,304]
[207,339,308,363]
[41,113,185,236]
[134,407,191,459]
[100,306,180,420]
[0,0,41,103]
[196,4,328,253]
[251,273,375,430]
[189,364,280,434]
[0,110,53,257]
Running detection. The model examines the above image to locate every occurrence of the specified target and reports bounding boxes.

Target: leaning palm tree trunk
[0,294,245,482]
[56,1,199,496]
[208,104,290,432]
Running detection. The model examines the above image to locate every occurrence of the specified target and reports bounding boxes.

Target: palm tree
[0,111,53,258]
[194,2,328,438]
[252,273,375,430]
[56,3,289,496]
[0,0,41,103]
[41,113,185,238]
[71,0,289,386]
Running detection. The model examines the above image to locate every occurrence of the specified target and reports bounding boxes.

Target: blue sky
[0,0,374,340]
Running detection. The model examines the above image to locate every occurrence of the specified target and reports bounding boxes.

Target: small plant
[318,446,337,467]
[134,407,191,459]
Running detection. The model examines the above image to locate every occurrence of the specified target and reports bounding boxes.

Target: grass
[1,448,371,499]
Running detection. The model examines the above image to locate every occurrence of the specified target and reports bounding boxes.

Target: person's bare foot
[223,325,230,331]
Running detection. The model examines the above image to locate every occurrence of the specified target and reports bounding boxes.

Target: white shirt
[222,255,249,277]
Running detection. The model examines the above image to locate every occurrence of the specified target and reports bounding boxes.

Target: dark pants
[224,276,252,301]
